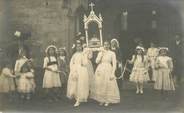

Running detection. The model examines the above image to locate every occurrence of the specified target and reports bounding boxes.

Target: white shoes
[99,102,109,107]
[140,90,143,94]
[74,101,80,107]
[136,89,139,94]
[104,103,109,107]
[136,89,143,94]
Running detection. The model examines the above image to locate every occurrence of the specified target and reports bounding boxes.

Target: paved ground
[0,81,183,113]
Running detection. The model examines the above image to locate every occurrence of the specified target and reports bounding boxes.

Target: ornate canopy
[83,3,103,47]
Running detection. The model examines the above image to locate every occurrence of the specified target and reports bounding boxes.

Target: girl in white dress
[91,41,120,107]
[147,42,159,82]
[0,62,16,101]
[14,52,28,87]
[154,47,175,92]
[18,61,35,100]
[43,45,62,102]
[67,42,90,107]
[128,46,149,94]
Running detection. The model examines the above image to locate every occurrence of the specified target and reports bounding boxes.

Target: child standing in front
[154,47,175,93]
[18,61,35,100]
[0,62,16,101]
[43,45,62,102]
[67,42,90,107]
[128,46,149,94]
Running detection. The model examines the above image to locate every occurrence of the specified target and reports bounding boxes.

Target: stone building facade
[0,0,184,66]
[0,0,88,66]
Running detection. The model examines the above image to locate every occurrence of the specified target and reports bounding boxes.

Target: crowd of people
[0,33,183,107]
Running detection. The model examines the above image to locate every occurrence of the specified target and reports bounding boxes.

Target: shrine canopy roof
[83,2,103,29]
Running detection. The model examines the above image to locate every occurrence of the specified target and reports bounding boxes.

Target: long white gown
[67,51,90,102]
[154,56,175,91]
[90,50,120,104]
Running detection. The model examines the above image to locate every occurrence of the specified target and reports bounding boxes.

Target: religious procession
[0,1,183,112]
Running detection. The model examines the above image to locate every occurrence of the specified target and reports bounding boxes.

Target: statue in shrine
[89,34,101,48]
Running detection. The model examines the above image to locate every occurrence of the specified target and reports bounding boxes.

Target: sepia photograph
[0,0,184,113]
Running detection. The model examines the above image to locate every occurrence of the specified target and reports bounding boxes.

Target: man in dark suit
[170,34,183,86]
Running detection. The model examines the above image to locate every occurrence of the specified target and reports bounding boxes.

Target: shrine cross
[89,2,95,11]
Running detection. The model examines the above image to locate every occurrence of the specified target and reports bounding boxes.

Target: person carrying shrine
[91,41,120,107]
[67,41,91,107]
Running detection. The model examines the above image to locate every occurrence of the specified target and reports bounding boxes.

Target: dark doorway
[92,0,183,60]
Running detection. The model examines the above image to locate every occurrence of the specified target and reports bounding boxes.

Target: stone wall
[0,0,88,66]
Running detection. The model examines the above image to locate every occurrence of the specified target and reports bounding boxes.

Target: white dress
[129,55,150,83]
[18,72,35,93]
[43,56,62,88]
[0,68,15,93]
[90,50,120,104]
[154,56,175,91]
[147,47,159,81]
[67,52,90,102]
